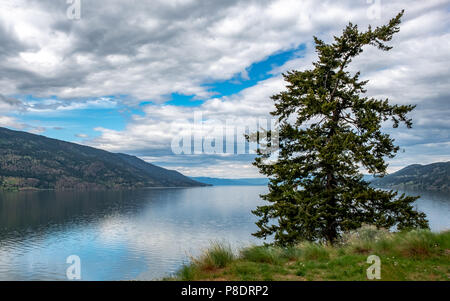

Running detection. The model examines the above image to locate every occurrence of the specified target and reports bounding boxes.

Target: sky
[0,0,449,178]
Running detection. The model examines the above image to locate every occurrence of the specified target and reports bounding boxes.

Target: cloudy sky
[0,0,449,178]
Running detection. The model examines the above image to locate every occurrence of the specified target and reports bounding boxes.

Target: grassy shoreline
[167,227,449,281]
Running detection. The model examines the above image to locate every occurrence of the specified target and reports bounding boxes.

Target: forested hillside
[371,162,450,192]
[0,127,205,190]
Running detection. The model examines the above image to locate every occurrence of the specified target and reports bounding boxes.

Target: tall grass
[178,264,198,281]
[391,230,447,257]
[299,242,330,260]
[172,227,450,281]
[176,242,235,280]
[240,246,281,264]
[339,225,450,258]
[195,242,235,270]
[240,245,304,264]
[340,224,392,254]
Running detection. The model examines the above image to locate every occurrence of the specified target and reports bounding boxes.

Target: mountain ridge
[0,127,206,190]
[371,161,450,192]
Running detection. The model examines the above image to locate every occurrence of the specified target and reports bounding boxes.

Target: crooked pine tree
[251,11,428,245]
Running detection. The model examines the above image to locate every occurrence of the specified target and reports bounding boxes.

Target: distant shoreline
[3,185,449,194]
[0,184,212,193]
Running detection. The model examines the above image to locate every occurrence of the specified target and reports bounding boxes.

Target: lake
[0,186,448,281]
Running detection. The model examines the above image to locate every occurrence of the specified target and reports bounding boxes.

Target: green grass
[240,246,282,264]
[199,241,235,269]
[168,226,450,281]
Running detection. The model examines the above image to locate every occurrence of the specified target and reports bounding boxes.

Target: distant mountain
[371,162,450,192]
[0,127,206,190]
[191,177,269,186]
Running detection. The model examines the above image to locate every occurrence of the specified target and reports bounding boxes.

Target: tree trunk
[324,107,341,244]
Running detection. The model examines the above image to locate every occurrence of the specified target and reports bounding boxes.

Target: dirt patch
[275,273,306,281]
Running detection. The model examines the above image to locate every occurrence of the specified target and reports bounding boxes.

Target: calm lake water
[0,186,448,281]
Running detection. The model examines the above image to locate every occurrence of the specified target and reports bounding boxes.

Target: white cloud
[163,161,261,178]
[1,0,449,176]
[3,0,439,102]
[0,116,26,129]
[88,75,282,153]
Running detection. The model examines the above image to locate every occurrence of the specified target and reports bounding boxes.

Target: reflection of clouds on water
[0,226,100,280]
[375,189,450,232]
[0,186,447,280]
[3,186,266,280]
[406,190,450,232]
[95,188,266,279]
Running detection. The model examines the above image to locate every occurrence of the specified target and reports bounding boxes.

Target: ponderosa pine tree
[251,11,428,245]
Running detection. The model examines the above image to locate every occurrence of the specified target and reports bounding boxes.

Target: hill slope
[0,127,206,190]
[371,162,450,192]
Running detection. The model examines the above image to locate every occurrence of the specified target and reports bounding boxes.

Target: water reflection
[0,186,448,280]
[400,189,450,232]
[0,187,267,280]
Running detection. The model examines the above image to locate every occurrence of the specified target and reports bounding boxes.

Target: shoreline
[0,184,211,193]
